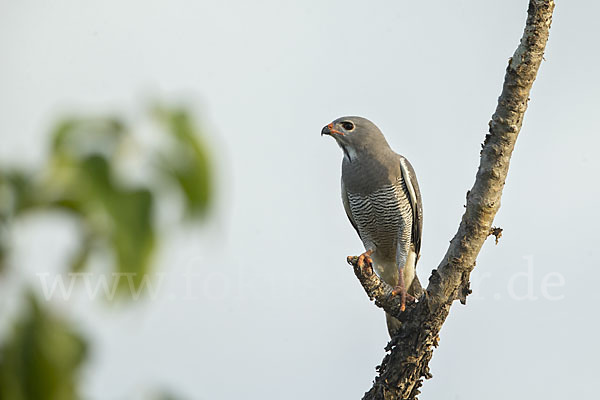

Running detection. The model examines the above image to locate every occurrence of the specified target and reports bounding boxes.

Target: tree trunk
[347,1,555,399]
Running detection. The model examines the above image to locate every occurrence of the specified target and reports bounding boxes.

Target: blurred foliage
[0,107,212,291]
[0,105,212,399]
[0,292,87,400]
[154,107,212,217]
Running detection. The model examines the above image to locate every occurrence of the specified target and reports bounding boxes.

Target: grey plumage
[322,116,423,336]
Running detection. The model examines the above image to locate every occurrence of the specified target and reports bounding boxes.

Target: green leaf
[154,107,212,217]
[50,118,125,163]
[0,170,39,215]
[0,292,87,400]
[74,155,156,294]
[110,188,155,291]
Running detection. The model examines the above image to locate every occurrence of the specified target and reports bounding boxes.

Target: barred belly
[347,176,413,261]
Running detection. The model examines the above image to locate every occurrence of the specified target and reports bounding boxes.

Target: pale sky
[1,1,599,399]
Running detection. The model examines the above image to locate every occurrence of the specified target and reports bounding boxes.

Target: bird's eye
[341,121,355,131]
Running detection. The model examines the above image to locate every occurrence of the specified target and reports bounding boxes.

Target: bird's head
[321,116,390,161]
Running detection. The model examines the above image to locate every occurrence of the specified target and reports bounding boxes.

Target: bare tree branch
[347,1,556,399]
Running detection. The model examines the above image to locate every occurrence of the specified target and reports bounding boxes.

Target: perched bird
[322,116,423,336]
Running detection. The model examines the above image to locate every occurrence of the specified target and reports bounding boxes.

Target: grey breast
[346,175,413,260]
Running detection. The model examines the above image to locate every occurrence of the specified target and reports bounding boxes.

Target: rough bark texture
[348,1,555,399]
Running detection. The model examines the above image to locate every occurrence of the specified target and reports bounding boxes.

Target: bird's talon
[356,250,374,269]
[391,285,408,312]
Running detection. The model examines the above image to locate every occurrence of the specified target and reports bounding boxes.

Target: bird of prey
[322,116,423,335]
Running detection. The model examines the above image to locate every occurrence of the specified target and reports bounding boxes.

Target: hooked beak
[321,123,344,137]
